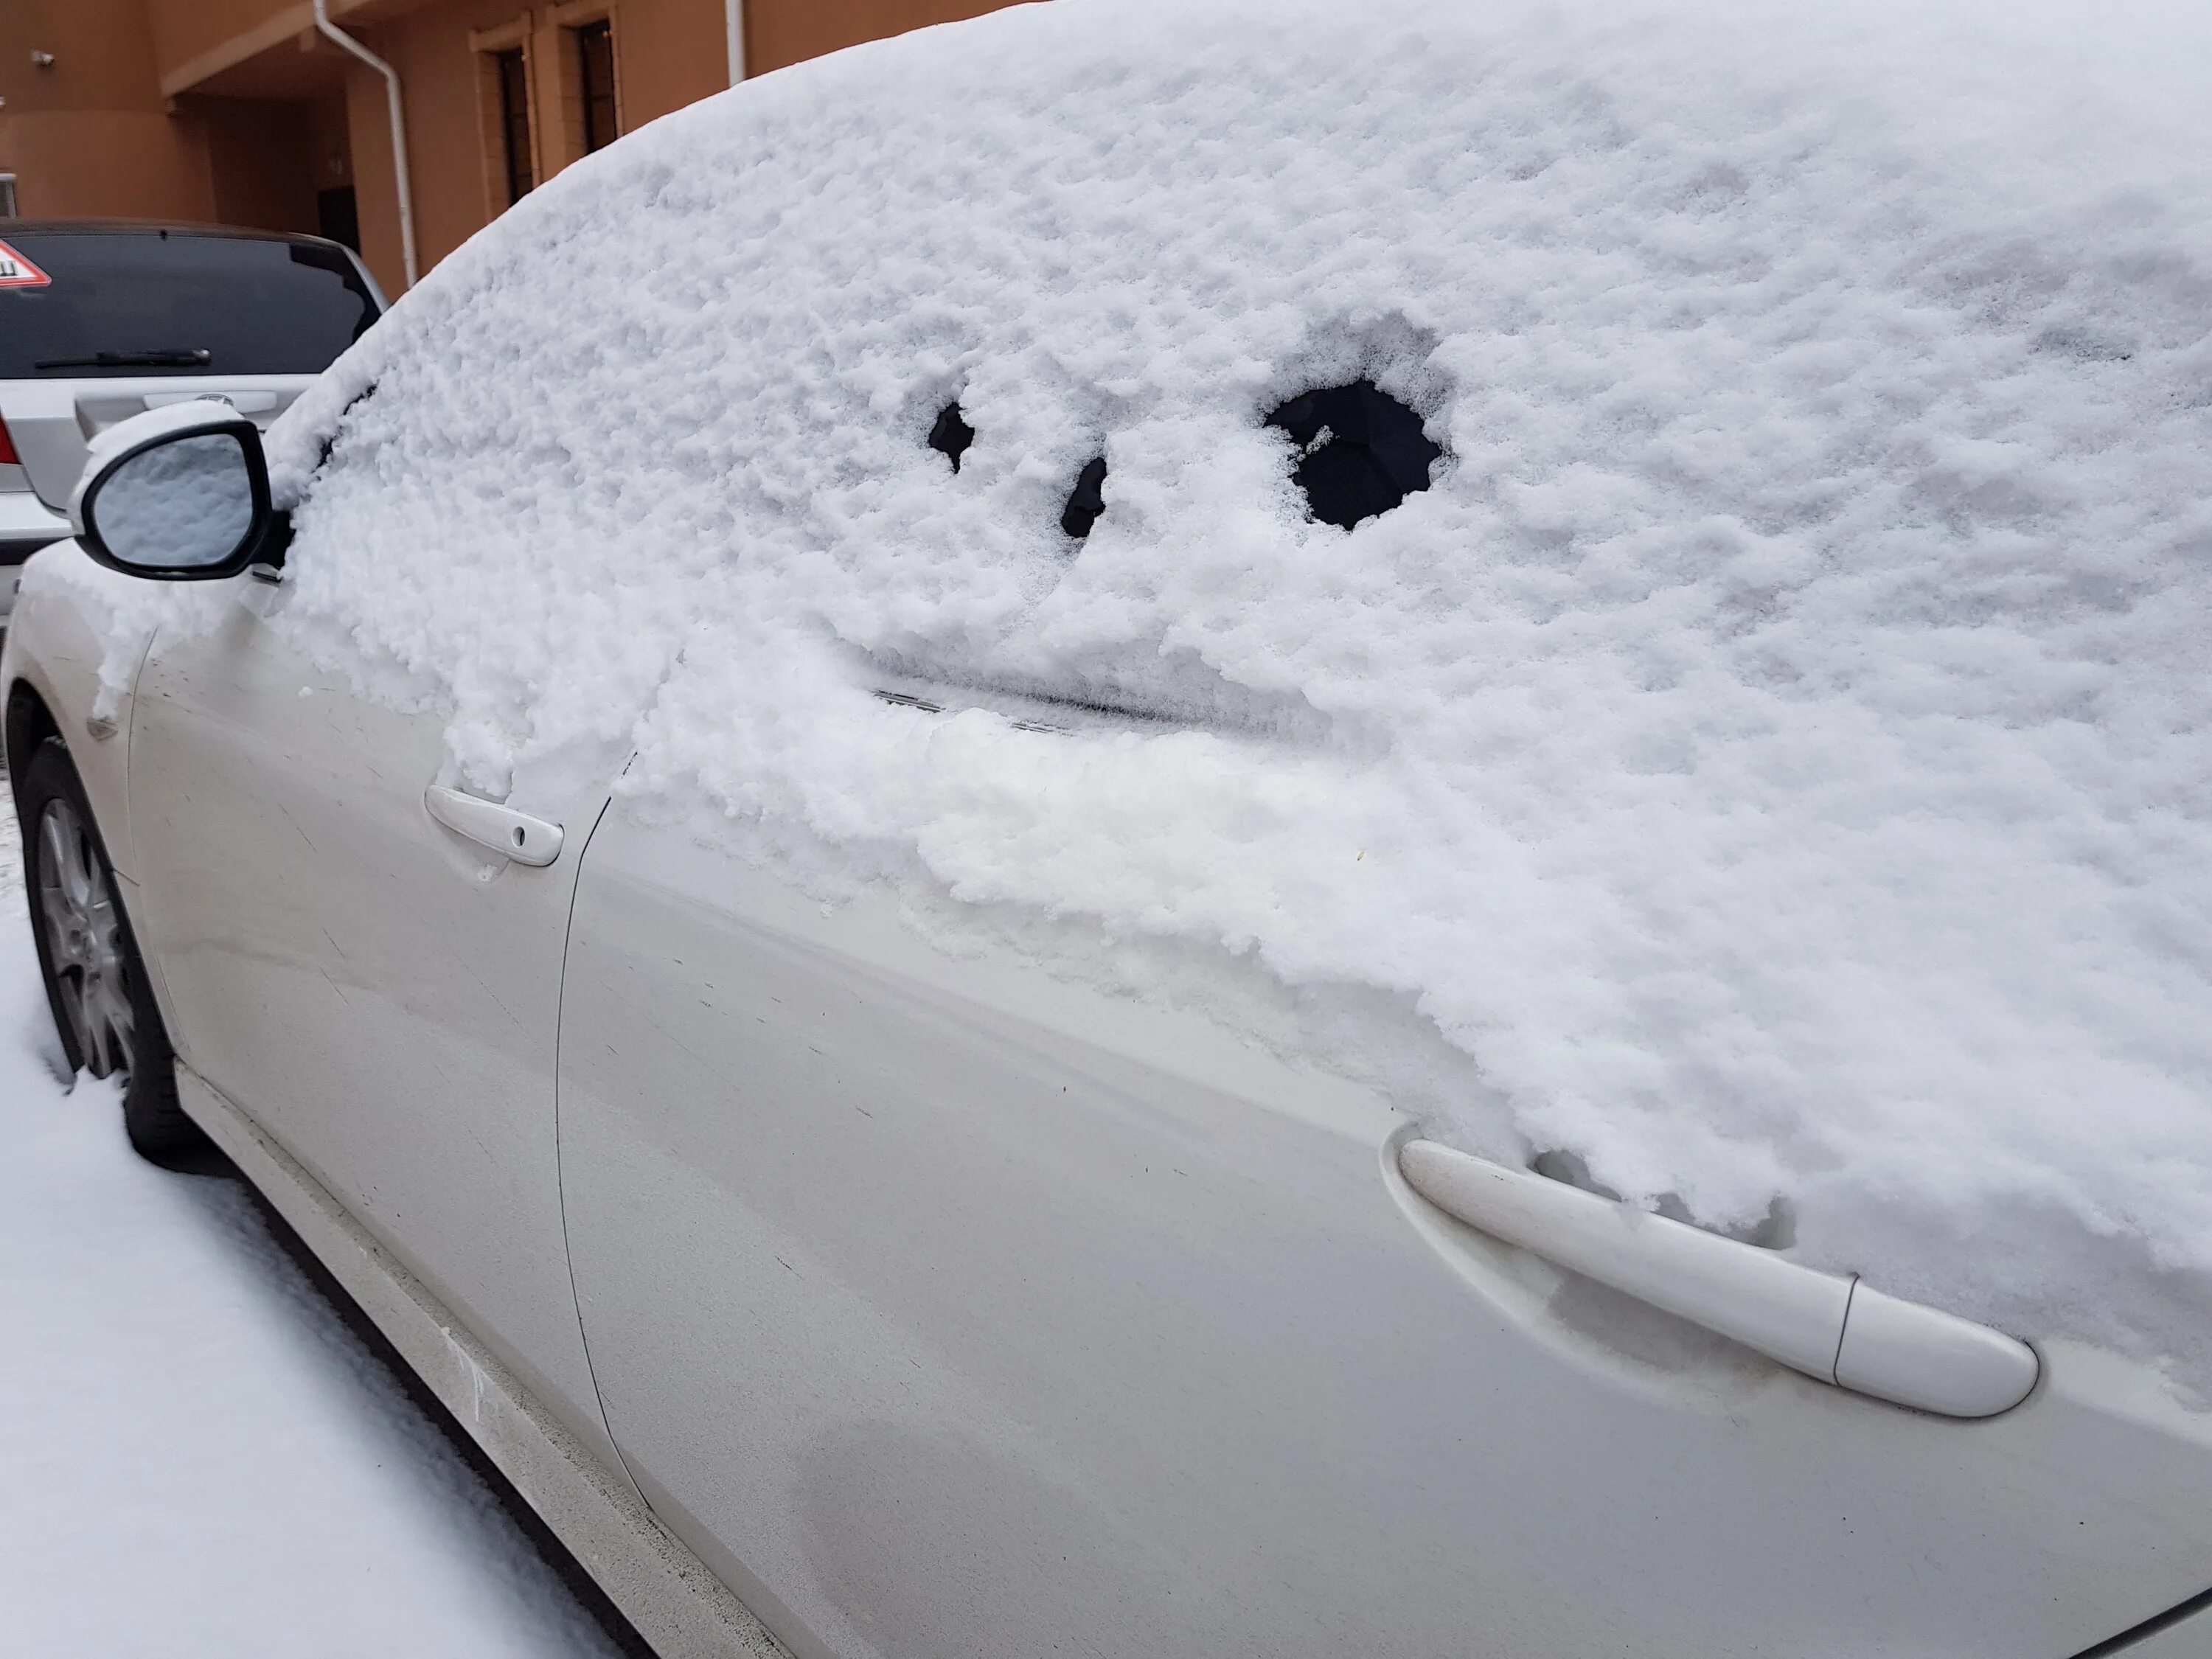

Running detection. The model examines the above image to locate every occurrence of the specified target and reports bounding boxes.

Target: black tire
[18,736,211,1167]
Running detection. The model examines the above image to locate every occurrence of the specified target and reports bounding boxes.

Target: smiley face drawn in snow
[874,375,1447,731]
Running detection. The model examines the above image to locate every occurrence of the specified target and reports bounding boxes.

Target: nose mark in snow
[1060,455,1107,538]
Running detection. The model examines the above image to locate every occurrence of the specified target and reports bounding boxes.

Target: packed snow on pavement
[0,832,625,1658]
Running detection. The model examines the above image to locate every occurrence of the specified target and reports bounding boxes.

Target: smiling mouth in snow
[855,644,1343,747]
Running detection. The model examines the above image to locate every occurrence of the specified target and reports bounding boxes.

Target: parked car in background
[0,222,383,622]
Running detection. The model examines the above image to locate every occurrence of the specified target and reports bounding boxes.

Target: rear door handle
[423,785,564,867]
[1398,1139,2038,1419]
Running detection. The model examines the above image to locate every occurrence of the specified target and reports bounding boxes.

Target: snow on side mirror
[70,400,278,581]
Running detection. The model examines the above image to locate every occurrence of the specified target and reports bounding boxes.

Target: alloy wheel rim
[35,798,134,1079]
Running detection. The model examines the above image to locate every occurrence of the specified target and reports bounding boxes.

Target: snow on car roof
[263,0,2212,1373]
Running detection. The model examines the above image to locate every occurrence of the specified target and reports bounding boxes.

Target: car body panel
[0,374,319,515]
[2102,1597,2212,1657]
[2,546,147,872]
[6,443,2211,1659]
[169,1064,787,1659]
[0,128,2204,1659]
[122,588,627,1478]
[557,802,2212,1659]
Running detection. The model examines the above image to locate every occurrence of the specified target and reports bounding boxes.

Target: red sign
[0,240,51,288]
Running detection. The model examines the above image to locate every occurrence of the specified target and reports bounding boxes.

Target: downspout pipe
[312,0,417,290]
[726,0,746,85]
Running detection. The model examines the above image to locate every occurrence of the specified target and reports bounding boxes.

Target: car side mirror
[70,401,286,581]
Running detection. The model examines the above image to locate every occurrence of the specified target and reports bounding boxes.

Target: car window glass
[0,232,379,378]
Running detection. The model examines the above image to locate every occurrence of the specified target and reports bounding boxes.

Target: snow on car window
[260,0,2212,1374]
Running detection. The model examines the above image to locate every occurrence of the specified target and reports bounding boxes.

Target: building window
[576,20,618,153]
[494,48,533,206]
[0,175,16,218]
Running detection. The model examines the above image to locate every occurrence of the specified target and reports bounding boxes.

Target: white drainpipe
[726,0,746,84]
[313,0,418,290]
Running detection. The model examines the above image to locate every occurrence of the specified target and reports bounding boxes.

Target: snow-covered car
[8,2,2212,1655]
[0,221,384,625]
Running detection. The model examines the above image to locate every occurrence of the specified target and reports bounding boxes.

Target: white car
[9,4,2212,1655]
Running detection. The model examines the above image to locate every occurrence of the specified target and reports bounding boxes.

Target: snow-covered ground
[0,815,627,1658]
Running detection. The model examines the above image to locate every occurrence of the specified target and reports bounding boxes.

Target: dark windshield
[0,231,380,378]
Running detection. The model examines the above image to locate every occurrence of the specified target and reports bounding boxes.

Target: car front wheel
[20,735,209,1167]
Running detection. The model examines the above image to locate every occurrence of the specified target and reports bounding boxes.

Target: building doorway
[317,186,360,251]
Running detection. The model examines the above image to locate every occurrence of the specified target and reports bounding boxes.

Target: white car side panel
[126,594,625,1481]
[558,804,2212,1659]
[2107,1603,2212,1658]
[172,1065,790,1659]
[2,547,148,876]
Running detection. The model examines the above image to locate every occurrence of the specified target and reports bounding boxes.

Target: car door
[558,796,2212,1659]
[125,582,623,1472]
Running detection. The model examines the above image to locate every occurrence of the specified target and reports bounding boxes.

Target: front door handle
[423,785,565,867]
[1398,1139,2038,1419]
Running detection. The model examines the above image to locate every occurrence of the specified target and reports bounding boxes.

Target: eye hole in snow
[927,402,974,473]
[1267,380,1441,529]
[1060,455,1107,538]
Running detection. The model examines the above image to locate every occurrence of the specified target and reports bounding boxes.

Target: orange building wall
[0,111,212,220]
[145,0,315,91]
[337,0,782,293]
[344,54,405,287]
[745,0,1015,77]
[598,0,733,144]
[349,0,540,288]
[307,87,357,196]
[0,0,217,219]
[0,0,1020,294]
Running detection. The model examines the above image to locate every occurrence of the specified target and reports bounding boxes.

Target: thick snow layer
[0,864,623,1654]
[251,0,2212,1370]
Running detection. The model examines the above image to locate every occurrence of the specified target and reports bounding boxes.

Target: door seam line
[551,785,647,1502]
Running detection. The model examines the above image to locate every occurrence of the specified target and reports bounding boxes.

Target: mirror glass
[89,432,256,571]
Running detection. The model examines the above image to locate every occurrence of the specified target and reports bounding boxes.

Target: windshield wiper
[33,349,212,371]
